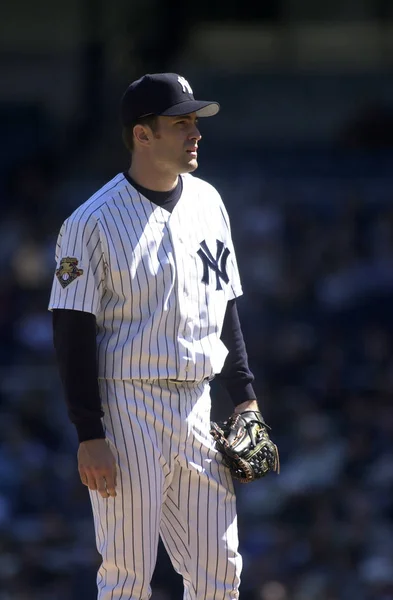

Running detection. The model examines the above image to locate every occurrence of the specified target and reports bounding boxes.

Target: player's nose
[189,125,202,141]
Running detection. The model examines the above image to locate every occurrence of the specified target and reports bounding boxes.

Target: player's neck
[128,160,178,192]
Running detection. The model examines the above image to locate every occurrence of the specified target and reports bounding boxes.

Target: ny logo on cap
[178,76,193,95]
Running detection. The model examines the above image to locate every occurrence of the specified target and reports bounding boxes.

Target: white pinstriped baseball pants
[89,379,242,600]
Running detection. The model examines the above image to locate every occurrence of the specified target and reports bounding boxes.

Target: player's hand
[78,439,117,498]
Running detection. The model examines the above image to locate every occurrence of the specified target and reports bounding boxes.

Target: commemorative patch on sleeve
[55,257,84,288]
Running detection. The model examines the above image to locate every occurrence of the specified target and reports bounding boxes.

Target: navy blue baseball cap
[120,73,220,126]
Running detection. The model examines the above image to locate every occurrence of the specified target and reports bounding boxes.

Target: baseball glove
[210,410,279,483]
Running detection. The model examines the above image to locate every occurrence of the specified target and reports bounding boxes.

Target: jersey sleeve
[219,201,243,300]
[48,213,106,316]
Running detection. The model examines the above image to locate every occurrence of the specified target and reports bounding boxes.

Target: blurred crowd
[233,178,393,600]
[0,147,393,600]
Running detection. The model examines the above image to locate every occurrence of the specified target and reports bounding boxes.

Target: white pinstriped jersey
[49,172,243,381]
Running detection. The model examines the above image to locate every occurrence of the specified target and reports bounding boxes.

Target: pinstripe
[97,287,115,374]
[112,380,138,598]
[131,383,151,596]
[164,496,188,535]
[122,189,157,378]
[64,191,110,307]
[90,490,105,557]
[80,237,101,312]
[165,383,178,481]
[185,470,192,548]
[92,252,105,276]
[195,191,210,376]
[104,206,128,378]
[203,459,210,600]
[54,224,65,307]
[230,490,239,594]
[167,194,189,379]
[201,192,223,364]
[159,519,195,593]
[85,221,99,246]
[158,383,166,461]
[206,443,225,600]
[146,383,163,579]
[137,383,157,581]
[159,386,195,597]
[224,463,238,595]
[103,491,109,594]
[161,512,192,563]
[221,468,231,595]
[126,190,153,379]
[165,219,182,376]
[95,494,107,596]
[97,570,104,590]
[195,470,202,598]
[140,200,178,381]
[151,210,173,378]
[178,210,194,374]
[207,444,222,600]
[192,253,203,380]
[104,381,123,599]
[122,380,147,598]
[118,192,144,379]
[141,203,173,376]
[60,217,73,309]
[99,213,121,377]
[109,194,137,379]
[163,405,175,499]
[189,385,203,598]
[137,198,161,379]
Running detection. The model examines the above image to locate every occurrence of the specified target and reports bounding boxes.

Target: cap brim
[159,100,220,118]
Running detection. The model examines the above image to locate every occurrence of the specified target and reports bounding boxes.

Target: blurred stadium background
[1,1,393,599]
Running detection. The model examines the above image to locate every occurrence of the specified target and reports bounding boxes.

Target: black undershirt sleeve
[52,308,105,443]
[216,298,257,405]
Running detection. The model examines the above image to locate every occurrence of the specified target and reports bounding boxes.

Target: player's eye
[175,118,199,127]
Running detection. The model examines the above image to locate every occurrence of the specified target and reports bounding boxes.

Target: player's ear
[133,124,151,147]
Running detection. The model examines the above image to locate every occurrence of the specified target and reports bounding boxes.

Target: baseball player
[49,73,261,600]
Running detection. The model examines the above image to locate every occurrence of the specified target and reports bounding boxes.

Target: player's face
[150,113,202,175]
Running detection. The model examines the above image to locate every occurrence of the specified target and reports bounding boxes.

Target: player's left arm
[216,298,262,413]
[215,195,262,411]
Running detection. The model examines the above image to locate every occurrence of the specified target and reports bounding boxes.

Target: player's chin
[183,157,198,172]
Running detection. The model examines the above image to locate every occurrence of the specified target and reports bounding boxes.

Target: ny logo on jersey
[197,240,230,291]
[178,76,193,95]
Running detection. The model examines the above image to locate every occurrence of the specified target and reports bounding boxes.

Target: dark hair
[122,114,158,153]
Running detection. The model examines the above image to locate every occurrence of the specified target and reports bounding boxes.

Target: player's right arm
[49,211,117,498]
